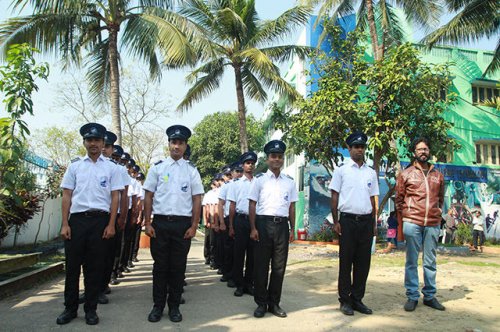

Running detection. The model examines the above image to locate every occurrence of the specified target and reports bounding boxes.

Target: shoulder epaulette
[187,161,196,168]
[285,174,294,180]
[154,160,163,166]
[108,159,117,164]
[71,157,81,163]
[255,173,264,178]
[233,178,240,182]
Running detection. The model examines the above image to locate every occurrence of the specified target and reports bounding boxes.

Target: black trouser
[131,222,142,260]
[203,226,215,264]
[338,213,373,305]
[102,218,118,291]
[64,213,109,313]
[472,230,485,248]
[150,215,192,309]
[120,209,134,267]
[253,215,289,306]
[232,214,255,288]
[113,214,125,274]
[216,224,226,270]
[223,217,234,278]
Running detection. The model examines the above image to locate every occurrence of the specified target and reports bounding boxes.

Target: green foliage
[44,165,67,199]
[455,222,473,246]
[309,222,337,242]
[277,23,459,212]
[189,111,265,188]
[0,43,48,242]
[32,126,85,166]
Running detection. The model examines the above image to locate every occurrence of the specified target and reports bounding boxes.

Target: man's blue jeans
[403,222,440,301]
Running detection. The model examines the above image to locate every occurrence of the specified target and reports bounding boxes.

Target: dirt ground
[0,236,499,331]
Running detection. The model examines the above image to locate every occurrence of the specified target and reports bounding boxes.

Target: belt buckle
[272,216,281,224]
[355,215,361,221]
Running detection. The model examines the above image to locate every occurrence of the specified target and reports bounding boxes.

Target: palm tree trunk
[109,25,122,144]
[234,65,249,153]
[366,0,381,61]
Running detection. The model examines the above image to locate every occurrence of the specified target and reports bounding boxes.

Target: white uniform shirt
[227,175,254,215]
[248,170,298,217]
[202,189,218,206]
[328,159,379,215]
[117,163,130,214]
[218,181,233,217]
[61,154,124,214]
[143,156,204,217]
[128,176,138,209]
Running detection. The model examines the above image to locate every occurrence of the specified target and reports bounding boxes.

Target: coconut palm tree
[0,0,197,144]
[173,0,313,152]
[423,0,499,75]
[302,0,441,61]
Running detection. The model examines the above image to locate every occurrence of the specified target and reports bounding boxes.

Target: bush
[0,190,41,240]
[454,222,472,246]
[310,222,338,242]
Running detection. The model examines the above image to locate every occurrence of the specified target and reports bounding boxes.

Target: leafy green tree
[174,0,312,152]
[303,0,440,61]
[189,111,265,188]
[423,0,499,75]
[276,26,459,213]
[31,126,86,166]
[0,0,196,144]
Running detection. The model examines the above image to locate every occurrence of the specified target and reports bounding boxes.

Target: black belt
[154,215,191,222]
[72,210,109,217]
[236,213,249,220]
[340,212,372,221]
[258,215,288,224]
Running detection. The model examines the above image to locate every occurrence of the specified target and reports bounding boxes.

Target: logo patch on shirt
[100,177,107,188]
[284,193,289,202]
[163,174,169,183]
[181,182,188,192]
[367,181,372,188]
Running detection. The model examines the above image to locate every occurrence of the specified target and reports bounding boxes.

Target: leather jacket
[395,161,445,227]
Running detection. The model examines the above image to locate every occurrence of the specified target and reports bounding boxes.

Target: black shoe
[85,311,99,325]
[127,261,135,268]
[424,298,445,311]
[243,286,254,296]
[180,296,186,305]
[168,307,183,322]
[123,266,131,273]
[234,287,244,297]
[220,275,229,282]
[340,303,354,315]
[132,257,139,263]
[268,304,287,318]
[56,309,77,325]
[227,280,236,288]
[404,300,418,312]
[352,301,372,314]
[254,305,267,318]
[148,306,163,323]
[98,293,109,304]
[110,277,120,285]
[117,271,125,279]
[103,286,111,294]
[204,259,210,265]
[78,293,85,304]
[217,269,223,275]
[183,280,188,286]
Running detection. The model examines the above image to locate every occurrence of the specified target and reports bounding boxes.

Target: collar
[242,174,253,182]
[83,154,106,162]
[266,169,283,179]
[165,156,186,166]
[412,161,434,172]
[346,158,366,168]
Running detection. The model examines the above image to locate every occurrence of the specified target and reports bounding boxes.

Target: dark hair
[411,137,430,152]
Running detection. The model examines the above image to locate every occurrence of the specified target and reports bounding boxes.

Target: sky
[0,0,497,136]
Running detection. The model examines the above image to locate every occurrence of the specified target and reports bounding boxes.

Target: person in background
[471,208,485,252]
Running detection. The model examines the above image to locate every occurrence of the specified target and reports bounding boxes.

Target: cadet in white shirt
[202,178,219,267]
[57,123,123,326]
[143,125,204,323]
[227,151,257,297]
[249,140,298,319]
[329,131,379,316]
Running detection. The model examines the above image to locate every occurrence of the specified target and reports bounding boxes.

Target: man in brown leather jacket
[395,137,446,312]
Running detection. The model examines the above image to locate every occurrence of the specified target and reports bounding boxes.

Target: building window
[472,84,500,104]
[476,142,500,165]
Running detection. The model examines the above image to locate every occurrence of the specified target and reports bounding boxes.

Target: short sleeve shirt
[61,154,124,214]
[218,181,233,217]
[227,175,254,215]
[328,159,379,215]
[143,156,204,217]
[248,170,298,217]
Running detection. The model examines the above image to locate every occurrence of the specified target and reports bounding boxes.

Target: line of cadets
[56,122,298,325]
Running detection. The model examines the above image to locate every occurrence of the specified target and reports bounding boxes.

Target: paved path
[0,236,340,331]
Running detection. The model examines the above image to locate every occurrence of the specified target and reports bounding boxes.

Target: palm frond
[484,39,500,75]
[259,45,314,63]
[377,2,405,47]
[241,67,267,103]
[215,7,248,43]
[86,38,110,105]
[393,0,442,30]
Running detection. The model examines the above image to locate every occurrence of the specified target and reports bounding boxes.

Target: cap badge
[90,127,98,134]
[275,143,279,148]
[175,129,180,134]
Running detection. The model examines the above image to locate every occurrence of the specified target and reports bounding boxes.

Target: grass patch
[455,261,500,268]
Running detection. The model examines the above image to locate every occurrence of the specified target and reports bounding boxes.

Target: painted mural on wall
[303,161,500,240]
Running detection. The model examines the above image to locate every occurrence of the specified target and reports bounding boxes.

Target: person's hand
[145,224,156,238]
[60,225,71,240]
[117,216,126,231]
[289,230,295,243]
[334,222,342,236]
[205,222,211,229]
[219,222,226,232]
[229,226,235,238]
[103,224,116,239]
[213,224,220,233]
[250,229,259,241]
[184,226,197,239]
